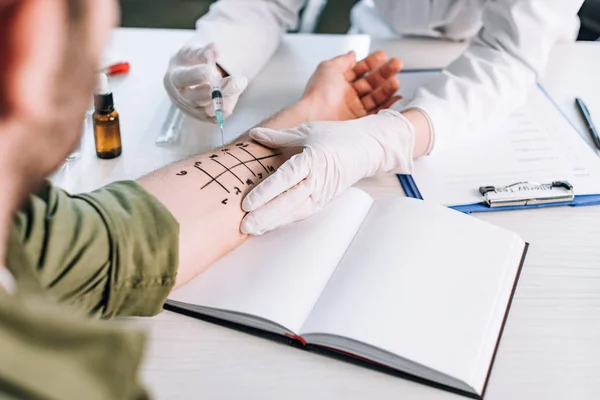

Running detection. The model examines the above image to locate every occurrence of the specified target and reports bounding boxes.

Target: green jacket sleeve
[6,180,179,318]
[0,288,150,400]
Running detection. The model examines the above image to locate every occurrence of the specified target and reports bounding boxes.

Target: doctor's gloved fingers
[249,126,309,149]
[242,154,312,212]
[344,51,387,82]
[183,77,248,117]
[181,86,214,106]
[169,64,215,89]
[175,42,217,65]
[220,97,238,119]
[240,183,316,235]
[352,58,403,96]
[220,76,249,98]
[217,77,248,118]
[360,77,401,112]
[164,82,207,120]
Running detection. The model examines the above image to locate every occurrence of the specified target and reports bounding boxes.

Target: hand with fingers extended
[164,42,248,122]
[240,110,416,235]
[299,50,403,122]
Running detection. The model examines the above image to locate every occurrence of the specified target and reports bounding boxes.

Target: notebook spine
[285,333,307,346]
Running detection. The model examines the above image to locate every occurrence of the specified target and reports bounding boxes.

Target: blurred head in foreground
[0,0,118,213]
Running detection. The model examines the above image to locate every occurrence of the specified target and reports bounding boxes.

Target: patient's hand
[300,51,403,122]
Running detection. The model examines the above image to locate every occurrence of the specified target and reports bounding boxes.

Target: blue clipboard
[397,70,600,214]
[398,174,600,213]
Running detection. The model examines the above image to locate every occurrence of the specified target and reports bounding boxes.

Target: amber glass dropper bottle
[93,73,122,159]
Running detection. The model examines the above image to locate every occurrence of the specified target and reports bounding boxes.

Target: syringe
[210,61,225,146]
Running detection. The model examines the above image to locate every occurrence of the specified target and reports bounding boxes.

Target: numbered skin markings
[175,142,280,205]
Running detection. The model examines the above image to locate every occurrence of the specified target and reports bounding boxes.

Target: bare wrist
[292,97,315,123]
[401,109,433,158]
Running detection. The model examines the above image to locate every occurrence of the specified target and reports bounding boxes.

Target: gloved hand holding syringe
[209,59,226,145]
[163,42,248,146]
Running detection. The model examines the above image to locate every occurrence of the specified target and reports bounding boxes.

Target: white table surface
[55,28,600,400]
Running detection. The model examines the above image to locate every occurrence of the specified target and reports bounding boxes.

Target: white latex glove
[241,110,415,235]
[164,42,248,122]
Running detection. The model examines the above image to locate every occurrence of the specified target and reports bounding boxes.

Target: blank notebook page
[169,189,374,334]
[300,197,524,392]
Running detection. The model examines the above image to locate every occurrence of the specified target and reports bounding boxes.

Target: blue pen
[575,97,600,151]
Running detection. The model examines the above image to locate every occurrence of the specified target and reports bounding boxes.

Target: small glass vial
[93,73,122,159]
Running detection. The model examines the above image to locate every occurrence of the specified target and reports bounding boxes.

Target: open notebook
[168,189,528,399]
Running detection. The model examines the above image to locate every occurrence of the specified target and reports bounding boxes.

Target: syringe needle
[215,109,225,146]
[211,60,226,147]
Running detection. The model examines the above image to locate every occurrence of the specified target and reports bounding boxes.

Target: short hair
[66,0,85,24]
[0,0,84,22]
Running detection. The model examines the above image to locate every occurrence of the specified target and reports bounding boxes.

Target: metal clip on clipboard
[479,181,575,208]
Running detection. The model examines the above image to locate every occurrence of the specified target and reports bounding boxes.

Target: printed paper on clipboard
[395,70,600,213]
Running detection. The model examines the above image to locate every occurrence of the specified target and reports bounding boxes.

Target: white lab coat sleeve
[402,0,584,153]
[193,0,306,81]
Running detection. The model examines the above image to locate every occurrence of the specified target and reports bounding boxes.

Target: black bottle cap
[94,92,115,114]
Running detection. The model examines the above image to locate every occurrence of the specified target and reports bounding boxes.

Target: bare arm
[139,50,402,288]
[137,102,309,287]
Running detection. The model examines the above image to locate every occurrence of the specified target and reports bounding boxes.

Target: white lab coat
[193,0,583,151]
